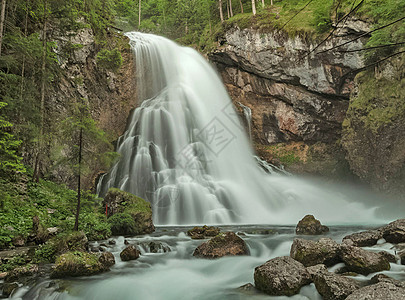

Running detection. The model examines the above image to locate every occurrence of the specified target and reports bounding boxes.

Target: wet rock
[148,241,171,253]
[370,274,405,287]
[2,282,18,297]
[306,264,328,279]
[290,238,340,267]
[193,232,249,259]
[380,219,405,244]
[120,245,140,261]
[5,264,39,283]
[124,239,129,245]
[312,269,359,300]
[51,251,106,278]
[296,215,329,235]
[244,229,276,235]
[108,240,116,245]
[378,251,397,263]
[254,256,311,296]
[340,245,390,275]
[98,252,115,269]
[237,283,261,295]
[398,249,405,265]
[346,282,405,300]
[187,225,220,239]
[342,230,382,247]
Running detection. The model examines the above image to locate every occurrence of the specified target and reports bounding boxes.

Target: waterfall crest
[97,32,383,225]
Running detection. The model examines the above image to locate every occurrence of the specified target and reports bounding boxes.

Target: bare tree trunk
[252,0,256,15]
[262,0,265,8]
[0,0,6,56]
[229,0,233,17]
[20,0,28,101]
[73,127,83,232]
[226,0,230,18]
[271,0,273,5]
[219,0,224,23]
[138,0,141,28]
[239,0,244,13]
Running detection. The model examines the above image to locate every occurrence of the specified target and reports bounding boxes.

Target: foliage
[107,212,136,235]
[0,255,28,272]
[96,48,123,72]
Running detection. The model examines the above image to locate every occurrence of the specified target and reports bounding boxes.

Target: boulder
[104,188,155,235]
[306,264,328,279]
[187,225,220,239]
[193,232,249,259]
[290,238,340,267]
[98,252,115,269]
[120,245,140,261]
[378,251,397,263]
[147,241,171,253]
[371,274,405,287]
[311,269,359,300]
[254,256,311,296]
[380,219,405,244]
[342,230,382,247]
[346,282,405,300]
[2,282,18,297]
[50,251,107,278]
[4,264,39,283]
[296,215,329,235]
[340,245,390,275]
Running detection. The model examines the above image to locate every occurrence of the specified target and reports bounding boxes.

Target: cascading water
[97,32,389,226]
[237,102,252,141]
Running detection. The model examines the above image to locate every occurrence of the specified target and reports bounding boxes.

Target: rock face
[104,188,155,235]
[346,282,405,300]
[51,251,108,278]
[120,245,140,261]
[187,226,220,239]
[295,215,329,235]
[340,245,390,275]
[343,230,382,247]
[193,232,249,259]
[312,269,359,300]
[290,238,340,267]
[254,256,311,296]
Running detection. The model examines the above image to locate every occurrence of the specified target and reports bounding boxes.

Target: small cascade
[254,155,291,176]
[237,102,252,141]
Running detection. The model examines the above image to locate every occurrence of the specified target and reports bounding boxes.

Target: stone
[0,272,7,279]
[290,238,340,267]
[378,251,397,263]
[51,251,106,278]
[103,188,155,235]
[108,240,116,245]
[340,245,390,275]
[295,215,329,235]
[4,264,39,283]
[187,225,220,239]
[2,282,18,297]
[12,235,26,247]
[380,219,405,244]
[254,256,311,296]
[346,282,405,300]
[147,241,171,253]
[370,274,405,287]
[193,232,249,259]
[312,269,359,300]
[98,252,115,269]
[120,245,140,261]
[47,227,59,236]
[306,264,328,279]
[342,230,382,247]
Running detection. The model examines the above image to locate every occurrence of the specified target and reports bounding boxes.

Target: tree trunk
[73,127,83,231]
[262,0,265,8]
[219,0,224,23]
[252,0,256,15]
[271,0,273,6]
[229,0,233,17]
[0,0,6,56]
[138,0,141,28]
[239,0,244,13]
[20,1,28,101]
[226,0,230,18]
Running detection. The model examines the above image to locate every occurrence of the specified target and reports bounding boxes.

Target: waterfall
[97,32,385,226]
[237,102,252,141]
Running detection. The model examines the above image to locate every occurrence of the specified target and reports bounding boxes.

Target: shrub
[96,48,123,72]
[107,212,136,236]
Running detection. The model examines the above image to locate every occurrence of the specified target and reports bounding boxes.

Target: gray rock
[380,219,405,244]
[378,251,397,263]
[99,252,115,269]
[342,230,382,247]
[346,282,405,300]
[254,256,311,296]
[370,274,405,287]
[340,245,390,275]
[296,215,329,235]
[306,264,328,278]
[120,245,140,261]
[290,238,340,267]
[312,269,359,300]
[2,282,18,297]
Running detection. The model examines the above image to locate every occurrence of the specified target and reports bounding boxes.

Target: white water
[97,32,390,226]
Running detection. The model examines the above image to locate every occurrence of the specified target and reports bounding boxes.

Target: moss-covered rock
[296,215,329,235]
[120,245,140,261]
[312,269,359,300]
[290,238,340,267]
[103,188,154,236]
[193,232,249,259]
[340,245,390,275]
[187,225,220,239]
[50,251,109,278]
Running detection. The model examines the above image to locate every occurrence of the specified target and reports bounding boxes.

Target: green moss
[96,48,123,73]
[107,212,137,236]
[51,251,104,278]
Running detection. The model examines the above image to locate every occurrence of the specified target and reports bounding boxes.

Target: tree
[229,0,233,17]
[251,0,256,15]
[261,0,265,8]
[138,0,141,28]
[239,0,244,13]
[219,0,224,23]
[59,99,116,231]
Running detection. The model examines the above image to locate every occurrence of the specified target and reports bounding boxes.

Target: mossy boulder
[51,251,111,278]
[4,264,39,283]
[340,245,390,275]
[187,225,220,239]
[193,232,249,259]
[98,252,115,268]
[120,245,140,261]
[296,215,329,235]
[254,256,311,296]
[103,188,154,236]
[290,238,341,267]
